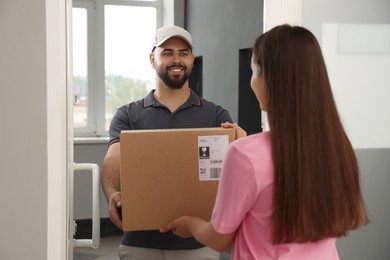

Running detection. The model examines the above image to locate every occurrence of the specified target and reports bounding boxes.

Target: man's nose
[171,52,182,62]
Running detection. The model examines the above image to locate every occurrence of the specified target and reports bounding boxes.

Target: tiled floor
[73,235,231,260]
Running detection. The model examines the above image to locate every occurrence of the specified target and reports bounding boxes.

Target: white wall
[302,0,390,149]
[0,0,67,259]
[322,24,390,149]
[265,0,390,149]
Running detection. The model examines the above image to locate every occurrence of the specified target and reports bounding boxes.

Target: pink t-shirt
[211,132,339,260]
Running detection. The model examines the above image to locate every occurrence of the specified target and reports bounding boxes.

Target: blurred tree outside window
[72,0,159,136]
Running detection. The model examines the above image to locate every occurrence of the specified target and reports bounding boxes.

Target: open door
[188,56,203,97]
[238,48,262,135]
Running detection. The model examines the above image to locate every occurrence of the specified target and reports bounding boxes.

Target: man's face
[151,37,195,89]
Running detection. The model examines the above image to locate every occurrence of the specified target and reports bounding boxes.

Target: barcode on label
[210,168,221,179]
[210,160,223,164]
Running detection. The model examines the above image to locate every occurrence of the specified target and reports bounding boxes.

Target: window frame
[72,0,162,137]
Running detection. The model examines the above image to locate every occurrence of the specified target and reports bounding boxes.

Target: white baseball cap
[152,25,193,52]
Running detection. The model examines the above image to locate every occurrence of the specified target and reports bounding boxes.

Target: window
[72,0,161,137]
[72,6,89,129]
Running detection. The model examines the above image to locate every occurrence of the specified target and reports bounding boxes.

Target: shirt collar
[143,89,201,108]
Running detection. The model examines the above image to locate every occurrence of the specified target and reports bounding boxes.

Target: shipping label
[197,135,229,181]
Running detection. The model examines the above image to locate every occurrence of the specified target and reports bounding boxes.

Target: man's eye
[180,52,189,56]
[163,52,173,56]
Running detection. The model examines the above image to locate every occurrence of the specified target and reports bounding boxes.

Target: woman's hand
[160,216,193,238]
[221,122,247,139]
[161,216,236,252]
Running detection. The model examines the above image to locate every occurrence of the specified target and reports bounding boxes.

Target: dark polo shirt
[108,89,232,250]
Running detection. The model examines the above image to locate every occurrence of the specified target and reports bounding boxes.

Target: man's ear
[150,53,156,68]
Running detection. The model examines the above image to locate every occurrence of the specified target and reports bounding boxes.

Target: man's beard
[157,63,192,89]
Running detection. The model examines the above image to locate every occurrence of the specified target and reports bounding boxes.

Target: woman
[160,24,369,259]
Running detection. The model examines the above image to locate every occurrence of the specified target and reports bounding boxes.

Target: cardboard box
[120,127,236,231]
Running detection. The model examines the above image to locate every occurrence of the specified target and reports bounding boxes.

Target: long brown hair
[252,25,369,244]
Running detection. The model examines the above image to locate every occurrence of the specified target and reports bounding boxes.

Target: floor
[73,235,231,260]
[74,236,121,260]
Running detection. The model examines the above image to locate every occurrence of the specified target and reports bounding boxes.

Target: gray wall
[337,149,390,259]
[1,1,48,259]
[186,0,263,122]
[74,141,110,218]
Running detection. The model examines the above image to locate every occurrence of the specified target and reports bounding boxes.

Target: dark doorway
[188,56,203,96]
[239,48,262,135]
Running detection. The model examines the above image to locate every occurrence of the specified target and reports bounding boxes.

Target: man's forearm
[101,162,120,202]
[100,143,121,202]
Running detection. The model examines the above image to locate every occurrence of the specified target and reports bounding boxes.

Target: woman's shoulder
[228,131,273,163]
[232,131,272,149]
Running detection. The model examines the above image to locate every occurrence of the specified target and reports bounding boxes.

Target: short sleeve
[211,143,258,233]
[215,105,233,125]
[108,106,131,146]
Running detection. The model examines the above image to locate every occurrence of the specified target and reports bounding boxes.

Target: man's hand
[221,122,247,139]
[109,191,123,230]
